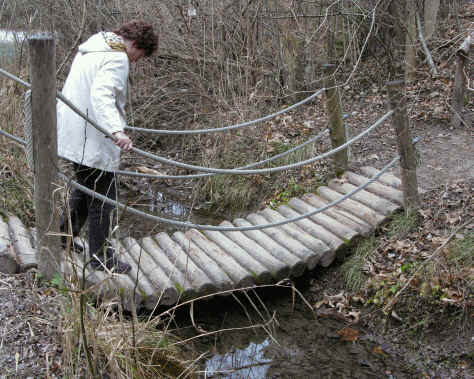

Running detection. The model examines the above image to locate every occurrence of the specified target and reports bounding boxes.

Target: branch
[56,0,87,77]
[416,12,438,77]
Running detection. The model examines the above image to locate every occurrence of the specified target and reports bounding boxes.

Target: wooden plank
[173,231,233,291]
[8,215,37,270]
[276,205,343,252]
[187,229,255,288]
[153,232,215,294]
[329,179,400,216]
[115,240,173,310]
[360,166,402,189]
[288,198,359,242]
[65,249,143,312]
[233,218,306,277]
[122,237,180,306]
[344,171,404,205]
[0,217,18,274]
[246,213,320,270]
[259,208,331,268]
[202,229,273,284]
[219,221,290,279]
[328,179,400,216]
[301,193,372,235]
[139,236,195,298]
[318,186,385,227]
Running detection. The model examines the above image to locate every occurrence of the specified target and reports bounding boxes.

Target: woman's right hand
[113,131,133,151]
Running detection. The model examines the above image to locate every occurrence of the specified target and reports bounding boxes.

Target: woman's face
[126,42,146,62]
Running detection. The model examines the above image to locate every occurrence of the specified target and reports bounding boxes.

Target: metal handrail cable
[58,156,400,231]
[115,128,329,179]
[124,88,325,135]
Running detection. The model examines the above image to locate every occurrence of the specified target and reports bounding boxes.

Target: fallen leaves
[314,291,363,324]
[337,327,359,342]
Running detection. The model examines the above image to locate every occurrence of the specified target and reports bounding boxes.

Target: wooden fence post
[324,64,348,176]
[386,80,420,212]
[29,33,61,281]
[451,34,471,128]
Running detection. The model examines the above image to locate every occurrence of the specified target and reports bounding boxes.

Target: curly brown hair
[114,20,158,57]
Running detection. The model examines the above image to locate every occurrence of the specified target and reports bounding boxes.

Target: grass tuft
[387,210,419,239]
[341,236,376,292]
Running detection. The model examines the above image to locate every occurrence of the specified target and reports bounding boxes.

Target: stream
[170,282,419,378]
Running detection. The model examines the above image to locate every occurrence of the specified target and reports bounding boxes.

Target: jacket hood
[78,32,123,54]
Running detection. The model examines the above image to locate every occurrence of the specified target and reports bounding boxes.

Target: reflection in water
[204,338,271,378]
[147,189,188,217]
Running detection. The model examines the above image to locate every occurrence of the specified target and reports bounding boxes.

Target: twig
[383,217,473,314]
[416,12,438,77]
[56,0,87,77]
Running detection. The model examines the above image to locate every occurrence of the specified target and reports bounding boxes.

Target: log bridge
[0,167,405,311]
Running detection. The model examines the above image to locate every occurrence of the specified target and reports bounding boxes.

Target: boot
[90,247,131,274]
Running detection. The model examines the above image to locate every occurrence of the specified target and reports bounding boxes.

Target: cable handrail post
[323,64,349,176]
[29,33,61,281]
[386,79,420,212]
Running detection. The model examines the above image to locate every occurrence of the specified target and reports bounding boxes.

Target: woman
[58,20,158,274]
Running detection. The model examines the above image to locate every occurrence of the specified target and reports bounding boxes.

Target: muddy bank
[169,263,471,378]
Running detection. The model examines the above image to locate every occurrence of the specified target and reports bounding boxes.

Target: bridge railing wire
[57,156,400,231]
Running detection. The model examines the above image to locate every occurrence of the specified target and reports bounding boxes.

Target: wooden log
[114,240,165,310]
[288,198,359,242]
[259,208,331,268]
[246,213,320,270]
[173,231,233,291]
[276,205,343,252]
[387,80,420,211]
[232,218,306,277]
[360,167,402,189]
[122,237,179,306]
[139,236,195,298]
[343,171,404,205]
[66,249,143,312]
[203,229,273,284]
[8,215,37,270]
[219,221,290,279]
[29,33,61,280]
[328,179,400,216]
[317,187,385,227]
[153,232,215,294]
[0,218,18,274]
[186,229,255,288]
[301,193,372,235]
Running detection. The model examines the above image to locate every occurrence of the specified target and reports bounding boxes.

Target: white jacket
[57,32,129,171]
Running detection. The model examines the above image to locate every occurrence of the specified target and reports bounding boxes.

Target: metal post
[29,33,61,280]
[386,80,420,211]
[324,64,348,176]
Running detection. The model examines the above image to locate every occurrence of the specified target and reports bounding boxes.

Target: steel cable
[58,156,400,231]
[123,88,325,135]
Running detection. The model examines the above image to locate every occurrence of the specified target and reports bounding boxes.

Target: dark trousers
[61,163,117,259]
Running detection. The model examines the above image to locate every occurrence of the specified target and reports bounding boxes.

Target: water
[204,339,272,378]
[0,30,25,64]
[174,285,419,378]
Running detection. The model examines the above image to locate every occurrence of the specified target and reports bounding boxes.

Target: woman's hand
[113,131,133,151]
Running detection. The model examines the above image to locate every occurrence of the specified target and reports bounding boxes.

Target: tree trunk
[405,0,417,83]
[451,34,472,128]
[424,0,440,41]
